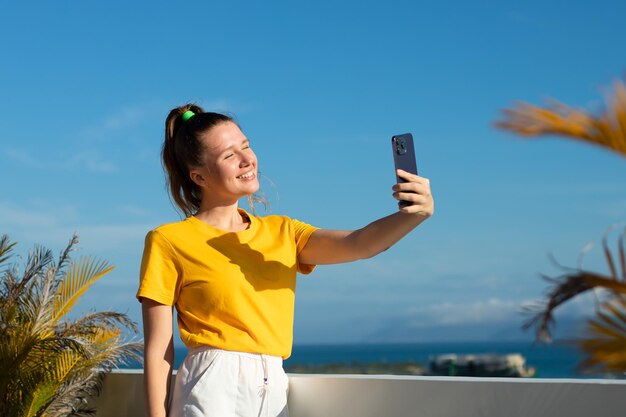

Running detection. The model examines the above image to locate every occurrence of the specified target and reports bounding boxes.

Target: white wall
[93,371,626,417]
[288,374,626,417]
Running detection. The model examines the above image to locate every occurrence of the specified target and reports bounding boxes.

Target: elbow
[349,230,391,260]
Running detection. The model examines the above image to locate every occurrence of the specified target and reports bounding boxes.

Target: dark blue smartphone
[391,133,418,207]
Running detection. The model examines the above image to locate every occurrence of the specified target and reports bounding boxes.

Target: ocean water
[284,341,594,379]
[126,340,621,379]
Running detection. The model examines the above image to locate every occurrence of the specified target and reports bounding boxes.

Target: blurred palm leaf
[0,234,142,417]
[579,296,626,373]
[496,76,626,374]
[522,227,626,373]
[495,78,626,157]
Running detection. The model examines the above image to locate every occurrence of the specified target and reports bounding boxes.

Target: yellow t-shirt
[136,209,318,359]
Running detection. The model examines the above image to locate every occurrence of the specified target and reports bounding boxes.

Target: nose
[239,151,254,167]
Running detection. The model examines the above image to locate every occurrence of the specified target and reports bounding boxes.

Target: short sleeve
[136,230,182,306]
[292,218,319,275]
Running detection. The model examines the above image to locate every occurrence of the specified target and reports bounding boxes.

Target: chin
[241,181,260,195]
[249,182,261,194]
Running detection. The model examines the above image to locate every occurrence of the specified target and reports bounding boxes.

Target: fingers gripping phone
[391,133,418,207]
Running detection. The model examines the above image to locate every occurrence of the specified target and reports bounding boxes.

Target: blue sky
[2,0,626,344]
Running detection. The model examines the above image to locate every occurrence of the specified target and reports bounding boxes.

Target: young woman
[137,104,434,417]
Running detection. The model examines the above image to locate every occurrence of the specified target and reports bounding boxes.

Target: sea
[124,340,623,379]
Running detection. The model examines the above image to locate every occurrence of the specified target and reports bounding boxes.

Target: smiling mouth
[237,171,256,180]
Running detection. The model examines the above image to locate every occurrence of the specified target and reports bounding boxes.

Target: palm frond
[0,235,139,417]
[1,245,54,323]
[524,271,626,342]
[43,338,142,417]
[495,78,626,157]
[617,229,626,281]
[13,336,89,388]
[0,234,17,265]
[24,351,81,417]
[27,269,56,335]
[20,246,55,291]
[523,227,626,373]
[52,257,113,324]
[578,297,626,374]
[54,234,79,284]
[603,227,619,280]
[44,372,101,417]
[59,311,139,339]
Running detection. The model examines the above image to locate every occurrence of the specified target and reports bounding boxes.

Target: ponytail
[162,104,234,217]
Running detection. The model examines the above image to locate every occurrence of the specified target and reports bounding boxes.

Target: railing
[92,370,626,417]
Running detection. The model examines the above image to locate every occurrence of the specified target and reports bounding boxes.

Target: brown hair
[162,104,235,217]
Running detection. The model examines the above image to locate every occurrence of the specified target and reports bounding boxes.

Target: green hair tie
[182,110,196,122]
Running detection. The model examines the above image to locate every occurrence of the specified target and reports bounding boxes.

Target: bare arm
[142,298,175,417]
[299,169,434,265]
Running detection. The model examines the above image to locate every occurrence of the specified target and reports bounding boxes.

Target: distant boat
[428,353,536,377]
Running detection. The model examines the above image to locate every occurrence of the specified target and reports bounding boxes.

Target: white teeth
[238,172,254,179]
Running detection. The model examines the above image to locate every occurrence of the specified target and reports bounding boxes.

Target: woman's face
[190,121,259,203]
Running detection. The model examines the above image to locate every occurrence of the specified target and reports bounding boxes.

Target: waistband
[186,346,283,365]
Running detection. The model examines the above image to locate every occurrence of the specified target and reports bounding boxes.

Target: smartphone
[391,133,418,207]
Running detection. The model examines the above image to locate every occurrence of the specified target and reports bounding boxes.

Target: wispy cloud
[75,99,254,144]
[69,150,118,173]
[102,106,147,130]
[0,199,151,252]
[4,148,40,167]
[403,298,527,326]
[4,147,119,173]
[115,204,153,217]
[595,200,626,219]
[0,201,61,228]
[400,294,594,328]
[76,102,163,143]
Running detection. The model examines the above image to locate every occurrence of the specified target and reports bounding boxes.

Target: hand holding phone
[391,133,418,207]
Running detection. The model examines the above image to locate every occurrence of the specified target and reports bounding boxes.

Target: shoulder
[153,219,188,233]
[145,218,194,242]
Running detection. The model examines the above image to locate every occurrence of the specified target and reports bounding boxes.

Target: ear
[189,169,207,188]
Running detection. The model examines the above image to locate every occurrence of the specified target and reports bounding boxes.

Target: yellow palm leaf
[495,79,626,157]
[89,327,121,348]
[579,299,626,373]
[52,256,113,324]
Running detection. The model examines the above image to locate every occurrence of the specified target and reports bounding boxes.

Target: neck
[194,201,249,232]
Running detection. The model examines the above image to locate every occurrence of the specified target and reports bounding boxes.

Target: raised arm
[141,298,175,417]
[298,169,434,265]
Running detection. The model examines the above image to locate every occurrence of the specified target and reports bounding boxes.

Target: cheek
[216,162,239,179]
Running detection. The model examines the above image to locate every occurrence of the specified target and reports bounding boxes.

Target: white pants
[169,347,289,417]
